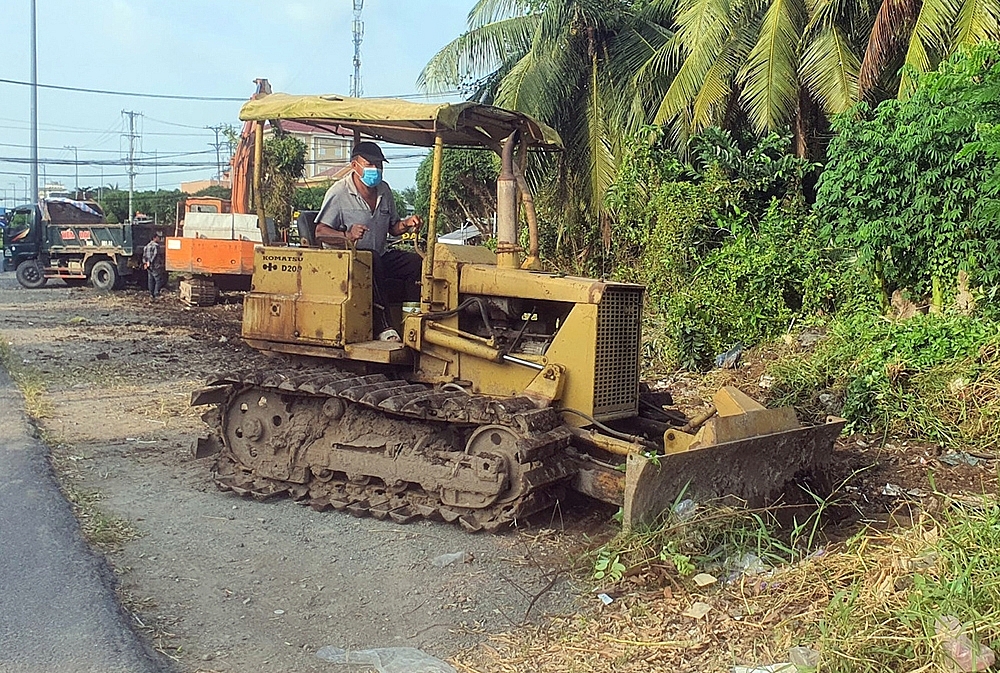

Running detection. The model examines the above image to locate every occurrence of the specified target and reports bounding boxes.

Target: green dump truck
[2,198,157,290]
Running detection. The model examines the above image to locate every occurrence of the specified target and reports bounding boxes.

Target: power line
[0,77,245,102]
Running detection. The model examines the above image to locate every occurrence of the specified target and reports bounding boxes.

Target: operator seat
[296,210,319,247]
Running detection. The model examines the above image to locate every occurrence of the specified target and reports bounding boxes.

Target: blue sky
[0,0,474,204]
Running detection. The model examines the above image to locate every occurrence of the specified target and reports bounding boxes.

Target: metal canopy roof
[238,93,562,151]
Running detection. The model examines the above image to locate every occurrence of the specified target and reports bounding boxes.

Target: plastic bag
[316,646,457,673]
[936,615,996,672]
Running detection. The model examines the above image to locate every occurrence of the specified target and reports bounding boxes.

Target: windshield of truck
[5,209,32,244]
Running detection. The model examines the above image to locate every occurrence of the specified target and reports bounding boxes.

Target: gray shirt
[315,175,397,256]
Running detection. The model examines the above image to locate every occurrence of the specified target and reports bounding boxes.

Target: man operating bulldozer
[313,142,422,342]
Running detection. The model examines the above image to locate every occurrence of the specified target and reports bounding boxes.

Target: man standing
[313,142,422,342]
[142,231,167,299]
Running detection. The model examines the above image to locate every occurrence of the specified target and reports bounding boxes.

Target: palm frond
[467,0,537,29]
[418,15,540,92]
[692,39,749,127]
[652,0,738,123]
[898,0,961,95]
[954,0,1000,45]
[857,0,919,99]
[739,0,806,132]
[802,25,861,113]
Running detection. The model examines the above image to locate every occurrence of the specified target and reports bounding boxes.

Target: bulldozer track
[195,367,574,532]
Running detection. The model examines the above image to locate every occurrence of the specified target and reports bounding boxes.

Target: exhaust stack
[496,133,520,269]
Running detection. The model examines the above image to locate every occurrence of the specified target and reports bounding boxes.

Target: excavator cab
[192,93,844,530]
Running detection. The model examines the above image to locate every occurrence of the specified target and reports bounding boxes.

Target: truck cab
[2,205,38,275]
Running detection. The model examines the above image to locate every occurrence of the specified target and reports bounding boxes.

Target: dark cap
[350,141,387,164]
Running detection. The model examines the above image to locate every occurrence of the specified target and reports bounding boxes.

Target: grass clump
[763,497,1000,672]
[0,337,52,419]
[592,495,832,587]
[65,487,141,550]
[771,311,1000,449]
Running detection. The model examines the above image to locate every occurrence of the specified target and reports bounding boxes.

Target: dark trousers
[147,269,166,297]
[371,249,421,332]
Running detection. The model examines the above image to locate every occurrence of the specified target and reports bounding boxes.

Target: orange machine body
[165,237,256,276]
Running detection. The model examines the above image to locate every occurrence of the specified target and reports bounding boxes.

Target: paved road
[0,368,166,673]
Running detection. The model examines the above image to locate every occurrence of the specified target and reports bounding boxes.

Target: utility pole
[64,146,78,195]
[122,110,141,223]
[207,124,226,183]
[29,0,38,205]
[351,0,364,97]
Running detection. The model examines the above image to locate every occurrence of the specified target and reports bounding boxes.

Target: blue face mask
[360,166,382,187]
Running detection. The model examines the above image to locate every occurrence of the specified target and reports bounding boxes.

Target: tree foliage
[261,133,307,231]
[414,148,499,233]
[817,43,1000,301]
[98,189,185,226]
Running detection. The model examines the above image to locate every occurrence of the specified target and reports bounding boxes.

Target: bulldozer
[191,93,845,531]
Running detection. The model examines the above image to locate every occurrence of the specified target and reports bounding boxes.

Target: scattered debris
[273,609,284,615]
[732,664,795,673]
[715,343,744,369]
[316,645,457,673]
[936,615,996,672]
[682,601,712,619]
[597,593,614,605]
[882,483,903,497]
[672,498,697,521]
[788,646,820,668]
[758,374,775,389]
[692,573,717,588]
[431,551,473,568]
[939,451,982,468]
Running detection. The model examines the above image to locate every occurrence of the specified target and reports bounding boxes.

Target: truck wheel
[15,260,47,289]
[90,260,118,292]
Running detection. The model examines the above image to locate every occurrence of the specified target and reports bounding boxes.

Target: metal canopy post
[420,135,444,311]
[253,121,269,246]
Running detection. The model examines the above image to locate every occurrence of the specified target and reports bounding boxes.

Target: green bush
[817,43,1000,303]
[771,311,1000,447]
[607,127,853,370]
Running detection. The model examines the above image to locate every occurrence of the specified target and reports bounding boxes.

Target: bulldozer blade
[623,417,846,530]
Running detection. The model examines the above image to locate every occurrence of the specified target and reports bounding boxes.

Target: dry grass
[0,336,53,418]
[454,497,1000,673]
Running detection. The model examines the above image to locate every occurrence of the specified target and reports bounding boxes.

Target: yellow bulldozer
[192,93,844,531]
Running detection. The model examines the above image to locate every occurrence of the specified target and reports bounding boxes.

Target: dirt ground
[4,271,998,673]
[0,272,607,673]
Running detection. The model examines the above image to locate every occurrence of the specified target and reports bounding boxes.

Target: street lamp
[64,146,79,196]
[18,176,28,203]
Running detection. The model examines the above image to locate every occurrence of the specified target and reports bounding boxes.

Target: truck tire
[15,260,47,289]
[90,260,118,292]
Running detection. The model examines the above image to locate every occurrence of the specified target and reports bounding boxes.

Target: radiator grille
[593,286,642,420]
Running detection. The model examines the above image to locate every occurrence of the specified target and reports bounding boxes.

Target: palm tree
[420,0,671,250]
[645,0,875,157]
[858,0,1000,99]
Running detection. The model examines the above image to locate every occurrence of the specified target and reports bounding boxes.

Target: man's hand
[402,215,422,232]
[346,223,368,242]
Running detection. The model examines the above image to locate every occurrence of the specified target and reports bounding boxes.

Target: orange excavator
[165,80,273,305]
